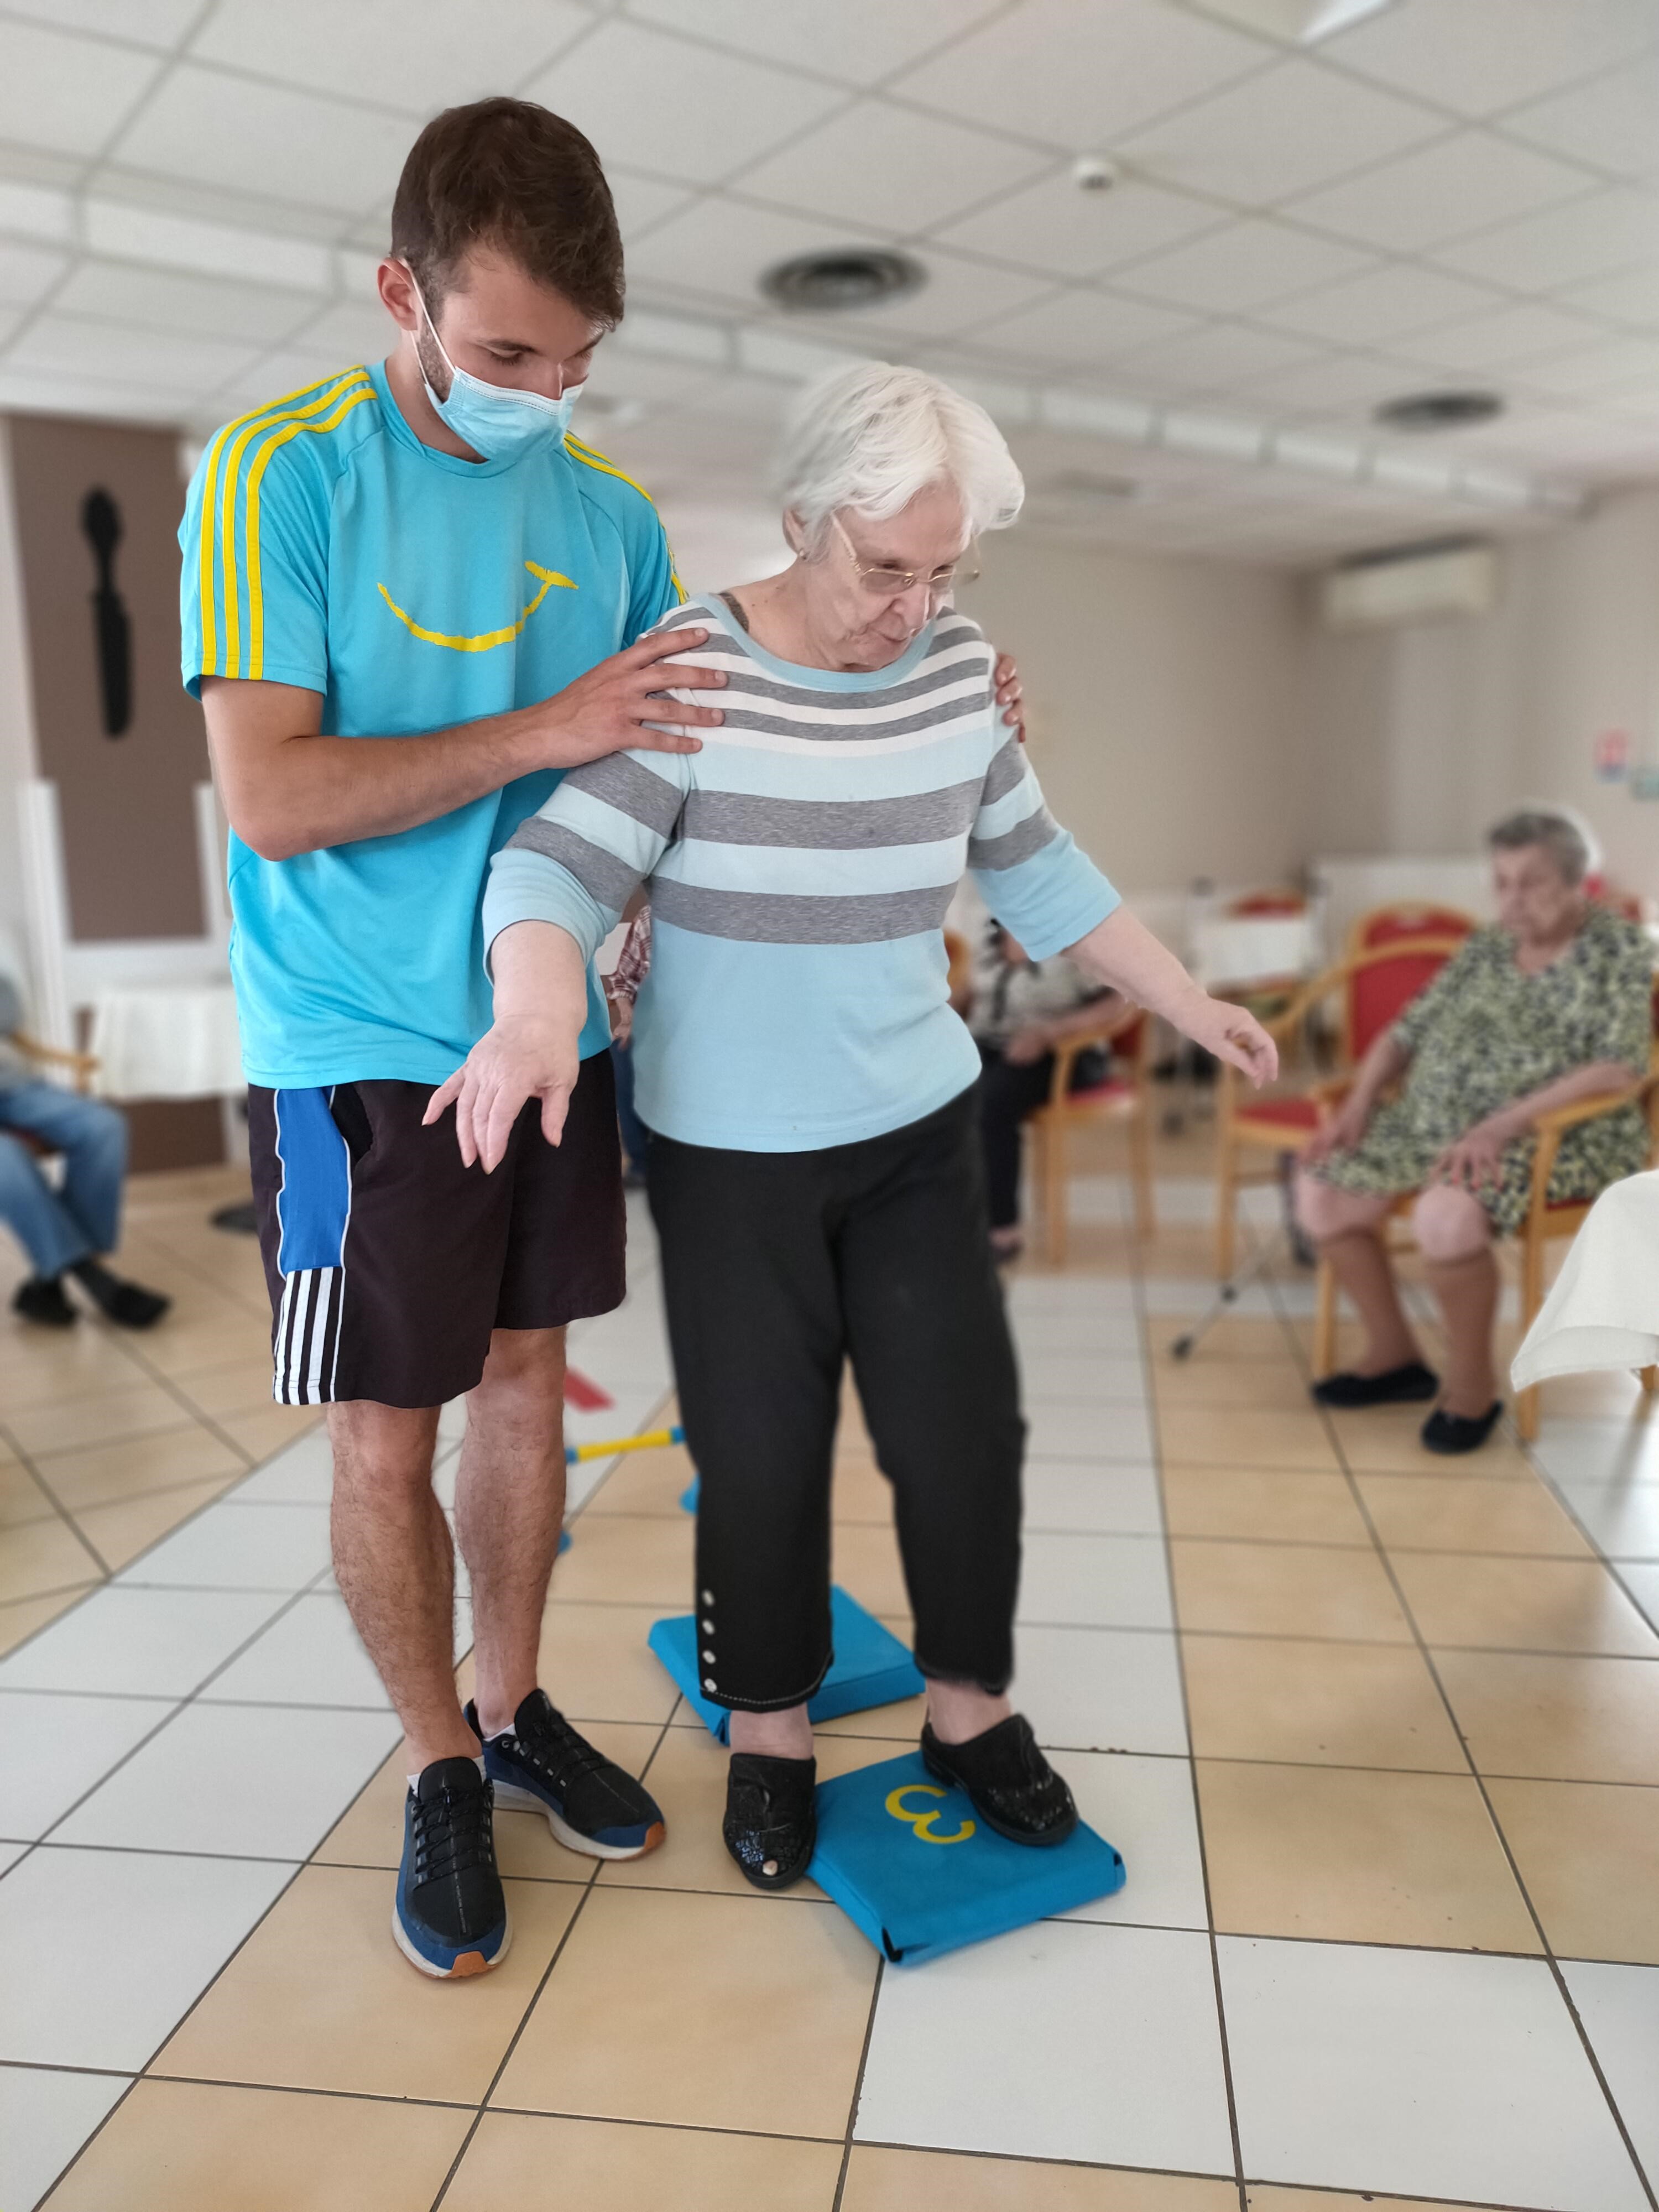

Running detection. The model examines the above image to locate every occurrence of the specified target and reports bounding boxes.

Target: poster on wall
[1593,728,1630,783]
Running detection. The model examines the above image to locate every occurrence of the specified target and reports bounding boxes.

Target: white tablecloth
[1511,1169,1659,1389]
[88,984,243,1100]
[1191,914,1319,992]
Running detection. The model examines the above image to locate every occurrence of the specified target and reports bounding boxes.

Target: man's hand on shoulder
[531,627,723,768]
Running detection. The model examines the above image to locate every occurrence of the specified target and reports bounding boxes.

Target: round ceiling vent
[759,247,927,314]
[1373,388,1505,432]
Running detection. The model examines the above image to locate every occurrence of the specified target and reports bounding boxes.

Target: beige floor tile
[1152,1361,1317,1412]
[141,1318,275,1380]
[1439,1650,1659,1783]
[831,1520,912,1617]
[1488,1776,1659,1964]
[810,1687,929,1741]
[833,1452,896,1525]
[492,1885,876,2136]
[1170,1538,1411,1643]
[1245,2193,1487,2212]
[0,1453,53,1528]
[11,1380,195,1459]
[1197,1759,1538,1953]
[1359,1472,1592,1557]
[45,2078,469,2212]
[1157,1406,1339,1472]
[74,1472,243,1571]
[1161,1467,1370,1546]
[156,1864,579,2101]
[447,2111,842,2212]
[1188,1314,1306,1363]
[548,1510,693,1608]
[169,1355,295,1422]
[582,1443,695,1517]
[1535,1370,1655,1418]
[317,1723,661,1879]
[0,1510,101,1599]
[1328,1410,1533,1480]
[0,1581,95,1655]
[846,2147,1240,2210]
[220,1406,325,1461]
[38,1423,248,1511]
[1182,1634,1467,1771]
[535,1600,683,1725]
[1392,1551,1659,1657]
[0,1324,144,1410]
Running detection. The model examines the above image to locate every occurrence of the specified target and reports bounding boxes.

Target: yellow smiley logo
[885,1782,976,1846]
[377,559,577,653]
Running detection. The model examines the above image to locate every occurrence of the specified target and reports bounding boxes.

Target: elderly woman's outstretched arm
[1064,905,1278,1088]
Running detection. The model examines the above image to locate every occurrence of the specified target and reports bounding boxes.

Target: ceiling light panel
[0,17,161,160]
[110,67,416,215]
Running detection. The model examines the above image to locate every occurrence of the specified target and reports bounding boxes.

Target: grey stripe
[968,806,1060,872]
[982,735,1027,806]
[505,818,640,911]
[682,780,982,850]
[709,656,989,717]
[653,877,954,944]
[564,751,682,836]
[714,697,987,744]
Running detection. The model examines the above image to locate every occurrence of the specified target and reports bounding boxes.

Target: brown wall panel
[9,414,207,942]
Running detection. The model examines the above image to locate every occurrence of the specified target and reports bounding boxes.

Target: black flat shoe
[12,1277,75,1328]
[1311,1361,1438,1408]
[723,1752,816,1891]
[921,1714,1077,1848]
[1422,1401,1504,1455]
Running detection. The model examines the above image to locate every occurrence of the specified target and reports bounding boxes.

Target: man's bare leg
[456,1324,567,1737]
[330,1399,476,1774]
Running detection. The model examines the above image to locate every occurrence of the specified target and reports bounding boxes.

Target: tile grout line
[0,1415,113,1583]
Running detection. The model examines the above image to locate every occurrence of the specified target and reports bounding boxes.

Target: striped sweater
[483,597,1118,1150]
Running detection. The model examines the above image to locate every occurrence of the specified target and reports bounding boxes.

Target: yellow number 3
[885,1783,976,1846]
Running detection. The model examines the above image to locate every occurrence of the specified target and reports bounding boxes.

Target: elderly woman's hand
[1432,1114,1514,1193]
[1182,995,1278,1088]
[1302,1092,1371,1166]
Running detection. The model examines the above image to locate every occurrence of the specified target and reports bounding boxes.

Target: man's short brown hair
[390,97,624,326]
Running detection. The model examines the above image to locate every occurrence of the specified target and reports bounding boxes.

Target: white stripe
[286,1269,317,1404]
[305,1266,334,1401]
[272,1275,294,1402]
[665,713,990,759]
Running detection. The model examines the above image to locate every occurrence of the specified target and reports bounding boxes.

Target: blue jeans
[0,1082,127,1277]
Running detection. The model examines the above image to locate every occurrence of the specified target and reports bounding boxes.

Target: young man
[178,99,724,1979]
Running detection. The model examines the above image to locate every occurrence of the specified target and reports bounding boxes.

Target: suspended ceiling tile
[1322,0,1659,118]
[190,0,596,116]
[1520,336,1659,401]
[1505,55,1659,181]
[1114,218,1371,315]
[966,285,1201,372]
[4,312,265,394]
[53,260,323,345]
[0,17,162,160]
[1234,348,1428,417]
[4,0,201,41]
[624,199,886,314]
[521,18,846,187]
[1259,261,1503,346]
[1285,130,1593,255]
[109,67,415,214]
[1104,320,1319,399]
[1432,186,1659,294]
[623,0,1006,86]
[1560,261,1659,331]
[891,0,1269,148]
[85,163,355,245]
[1115,54,1445,208]
[805,248,1054,341]
[213,346,365,409]
[1392,298,1613,373]
[281,298,397,364]
[0,366,194,423]
[0,238,70,308]
[931,169,1223,283]
[0,179,73,246]
[607,170,696,244]
[734,99,1051,237]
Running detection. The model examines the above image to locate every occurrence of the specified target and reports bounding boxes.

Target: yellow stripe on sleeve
[565,436,686,605]
[242,381,378,680]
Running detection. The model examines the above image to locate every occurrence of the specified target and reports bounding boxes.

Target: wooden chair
[1029,1005,1155,1262]
[1215,932,1472,1278]
[2,1031,99,1162]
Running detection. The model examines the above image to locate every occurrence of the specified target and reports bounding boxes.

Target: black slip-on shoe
[1421,1401,1504,1455]
[1311,1361,1439,1408]
[468,1692,666,1860]
[393,1757,509,1979]
[67,1259,170,1329]
[12,1277,75,1328]
[723,1751,817,1890]
[921,1713,1078,1848]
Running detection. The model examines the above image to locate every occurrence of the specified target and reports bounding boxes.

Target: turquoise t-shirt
[178,359,681,1089]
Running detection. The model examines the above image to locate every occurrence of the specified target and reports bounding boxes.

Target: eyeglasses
[830,513,979,600]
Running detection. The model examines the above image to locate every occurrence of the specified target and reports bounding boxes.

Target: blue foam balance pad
[810,1749,1125,1966]
[680,1476,698,1512]
[648,1585,924,1745]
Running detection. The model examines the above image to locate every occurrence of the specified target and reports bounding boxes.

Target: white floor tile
[1533,1420,1659,1488]
[54,1702,402,1859]
[1018,1531,1173,1630]
[1013,1624,1190,1756]
[1055,1750,1208,1932]
[0,2062,129,2212]
[1563,1959,1659,2186]
[855,1919,1233,2174]
[0,1691,174,1840]
[1611,1564,1659,1634]
[1022,1460,1164,1537]
[1026,1401,1154,1463]
[0,1845,294,2070]
[0,1588,288,1699]
[1550,1484,1659,1559]
[1007,1277,1137,1314]
[1011,1312,1144,1358]
[118,1502,332,1592]
[204,1590,389,1708]
[1220,1936,1647,2211]
[1017,1352,1147,1405]
[229,1427,336,1504]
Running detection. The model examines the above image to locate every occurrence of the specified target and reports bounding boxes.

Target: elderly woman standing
[1297,810,1652,1454]
[431,362,1276,1887]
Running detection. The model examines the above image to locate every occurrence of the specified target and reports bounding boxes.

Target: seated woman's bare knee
[1294,1168,1393,1244]
[1411,1180,1492,1264]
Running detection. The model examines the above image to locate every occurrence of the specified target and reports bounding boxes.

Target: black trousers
[648,1090,1025,1711]
[976,1045,1057,1230]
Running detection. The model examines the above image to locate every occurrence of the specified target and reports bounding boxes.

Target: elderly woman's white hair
[776,361,1025,555]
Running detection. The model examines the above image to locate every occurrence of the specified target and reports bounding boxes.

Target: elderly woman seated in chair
[1295,809,1652,1455]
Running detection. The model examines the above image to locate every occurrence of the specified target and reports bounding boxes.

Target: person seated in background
[962,923,1123,1261]
[1296,809,1651,1454]
[0,974,170,1330]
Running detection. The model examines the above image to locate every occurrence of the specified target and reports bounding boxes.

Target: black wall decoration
[80,486,132,738]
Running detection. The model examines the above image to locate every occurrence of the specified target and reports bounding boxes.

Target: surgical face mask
[408,270,584,463]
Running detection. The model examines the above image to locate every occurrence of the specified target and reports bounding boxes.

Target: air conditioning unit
[1318,539,1498,631]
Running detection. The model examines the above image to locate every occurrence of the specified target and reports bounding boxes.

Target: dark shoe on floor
[921,1713,1077,1848]
[1311,1360,1439,1408]
[1422,1401,1504,1455]
[723,1751,817,1890]
[12,1276,76,1328]
[394,1757,509,1979]
[469,1691,665,1860]
[68,1259,170,1329]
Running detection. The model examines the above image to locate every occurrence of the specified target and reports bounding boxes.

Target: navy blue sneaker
[467,1690,666,1860]
[393,1756,510,1979]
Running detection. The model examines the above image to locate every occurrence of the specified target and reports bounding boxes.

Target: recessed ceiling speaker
[759,247,927,314]
[1373,389,1505,432]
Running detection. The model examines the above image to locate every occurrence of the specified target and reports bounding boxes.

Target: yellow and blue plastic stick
[564,1423,685,1465]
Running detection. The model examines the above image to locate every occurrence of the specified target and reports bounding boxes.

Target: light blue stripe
[486,847,612,962]
[656,836,966,898]
[543,784,666,878]
[974,771,1045,842]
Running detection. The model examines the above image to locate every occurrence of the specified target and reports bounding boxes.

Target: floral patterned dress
[1310,905,1653,1236]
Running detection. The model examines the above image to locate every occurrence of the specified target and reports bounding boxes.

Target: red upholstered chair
[1029,1004,1154,1262]
[1349,902,1479,954]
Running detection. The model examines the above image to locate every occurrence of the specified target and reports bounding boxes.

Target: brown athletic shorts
[247,1055,625,1410]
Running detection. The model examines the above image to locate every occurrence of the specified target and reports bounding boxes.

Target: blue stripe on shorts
[273,1088,352,1274]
